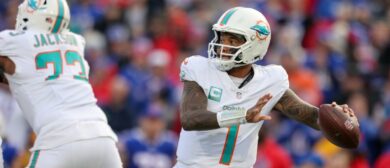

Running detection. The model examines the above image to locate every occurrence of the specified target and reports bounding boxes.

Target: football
[318,104,360,148]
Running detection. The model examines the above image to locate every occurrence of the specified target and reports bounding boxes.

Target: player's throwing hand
[332,102,359,127]
[246,94,273,123]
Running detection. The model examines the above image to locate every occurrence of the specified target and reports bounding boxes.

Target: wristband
[217,109,247,127]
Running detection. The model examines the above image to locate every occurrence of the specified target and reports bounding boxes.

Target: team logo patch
[250,20,270,40]
[208,86,223,102]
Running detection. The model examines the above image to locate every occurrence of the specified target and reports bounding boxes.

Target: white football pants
[26,137,122,168]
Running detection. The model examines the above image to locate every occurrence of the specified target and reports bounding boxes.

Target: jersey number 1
[219,125,239,165]
[35,51,88,81]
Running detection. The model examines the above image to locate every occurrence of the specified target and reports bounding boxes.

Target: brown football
[318,104,360,148]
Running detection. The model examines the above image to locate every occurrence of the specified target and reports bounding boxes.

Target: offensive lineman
[0,0,122,167]
[175,7,358,168]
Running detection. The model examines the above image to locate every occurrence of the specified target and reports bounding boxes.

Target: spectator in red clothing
[90,63,119,106]
[254,124,293,168]
[375,152,390,168]
[149,13,179,75]
[375,119,390,168]
[350,155,370,168]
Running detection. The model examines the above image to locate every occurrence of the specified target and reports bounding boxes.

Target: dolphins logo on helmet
[27,0,40,10]
[250,20,270,41]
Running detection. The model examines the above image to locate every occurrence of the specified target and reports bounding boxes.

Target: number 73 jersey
[176,56,289,168]
[0,30,107,142]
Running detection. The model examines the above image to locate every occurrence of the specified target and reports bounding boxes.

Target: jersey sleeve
[0,30,19,57]
[270,65,289,102]
[74,33,86,48]
[0,30,25,77]
[273,65,289,93]
[258,65,290,116]
[179,56,203,82]
[272,65,289,104]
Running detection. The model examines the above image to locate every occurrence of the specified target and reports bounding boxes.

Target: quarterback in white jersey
[0,0,121,167]
[175,7,358,168]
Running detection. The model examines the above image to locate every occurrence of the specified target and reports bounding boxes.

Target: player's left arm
[273,89,320,130]
[274,89,357,130]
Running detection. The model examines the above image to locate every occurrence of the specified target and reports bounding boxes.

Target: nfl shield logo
[236,92,242,99]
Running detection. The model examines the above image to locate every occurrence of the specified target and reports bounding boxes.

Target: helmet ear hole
[45,18,53,24]
[235,54,243,62]
[234,56,241,62]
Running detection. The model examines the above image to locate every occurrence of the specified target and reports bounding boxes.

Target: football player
[0,0,121,167]
[175,7,358,167]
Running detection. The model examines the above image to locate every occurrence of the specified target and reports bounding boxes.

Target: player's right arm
[180,80,219,130]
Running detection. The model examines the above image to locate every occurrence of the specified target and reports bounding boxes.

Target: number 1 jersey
[176,56,289,168]
[0,30,116,150]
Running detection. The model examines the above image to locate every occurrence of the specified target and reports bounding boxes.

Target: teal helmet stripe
[220,8,238,25]
[52,0,64,33]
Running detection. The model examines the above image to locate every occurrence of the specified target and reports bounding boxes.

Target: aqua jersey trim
[29,150,40,168]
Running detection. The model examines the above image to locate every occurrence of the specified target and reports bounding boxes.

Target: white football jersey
[175,56,289,168]
[0,30,116,150]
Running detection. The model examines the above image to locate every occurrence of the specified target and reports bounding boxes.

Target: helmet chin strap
[214,60,246,72]
[231,54,247,68]
[213,53,248,71]
[233,62,247,68]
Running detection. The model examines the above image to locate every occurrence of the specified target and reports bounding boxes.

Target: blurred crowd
[0,0,390,167]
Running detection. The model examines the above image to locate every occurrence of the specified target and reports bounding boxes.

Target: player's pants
[26,137,122,168]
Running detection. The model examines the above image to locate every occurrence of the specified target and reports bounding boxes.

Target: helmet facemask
[208,31,249,71]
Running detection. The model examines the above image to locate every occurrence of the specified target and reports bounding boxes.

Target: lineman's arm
[180,81,272,131]
[273,89,320,130]
[0,56,15,84]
